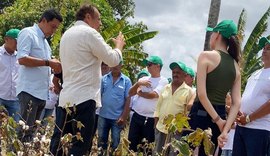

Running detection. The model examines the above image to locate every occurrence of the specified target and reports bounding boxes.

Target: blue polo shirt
[99,72,132,120]
[16,24,51,100]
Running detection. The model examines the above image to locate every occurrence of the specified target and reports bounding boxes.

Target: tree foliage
[106,0,135,18]
[0,0,157,82]
[0,0,15,12]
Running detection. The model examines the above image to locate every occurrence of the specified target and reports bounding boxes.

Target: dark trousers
[232,125,270,156]
[188,101,226,156]
[128,111,155,152]
[50,99,96,156]
[89,113,99,149]
[18,91,46,142]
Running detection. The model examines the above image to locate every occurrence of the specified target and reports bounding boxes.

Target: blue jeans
[97,116,123,150]
[39,108,54,126]
[232,125,270,156]
[0,98,20,122]
[222,150,232,156]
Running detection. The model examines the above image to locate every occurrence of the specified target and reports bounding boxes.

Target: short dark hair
[39,9,63,23]
[76,4,97,21]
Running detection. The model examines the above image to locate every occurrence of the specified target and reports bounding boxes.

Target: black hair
[76,4,97,21]
[39,9,63,23]
[222,35,241,63]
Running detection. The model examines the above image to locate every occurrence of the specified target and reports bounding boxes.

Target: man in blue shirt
[16,9,62,142]
[98,61,132,153]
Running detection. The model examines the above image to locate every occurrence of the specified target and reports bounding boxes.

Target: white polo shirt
[0,45,19,100]
[132,76,168,117]
[240,68,270,131]
[59,21,122,107]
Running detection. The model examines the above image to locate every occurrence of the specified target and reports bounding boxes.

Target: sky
[129,0,270,78]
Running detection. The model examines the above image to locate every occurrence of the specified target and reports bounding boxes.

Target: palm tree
[203,0,221,50]
[101,19,158,82]
[238,6,270,91]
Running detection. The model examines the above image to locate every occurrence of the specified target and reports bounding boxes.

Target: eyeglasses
[147,62,156,67]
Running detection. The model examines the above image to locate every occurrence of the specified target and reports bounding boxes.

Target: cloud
[130,0,270,78]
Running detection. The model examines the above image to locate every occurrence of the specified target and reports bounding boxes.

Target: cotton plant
[0,102,86,156]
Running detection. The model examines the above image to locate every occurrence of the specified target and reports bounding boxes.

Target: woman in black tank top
[188,20,241,156]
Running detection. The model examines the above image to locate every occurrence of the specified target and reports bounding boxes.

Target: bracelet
[45,60,50,66]
[212,115,221,123]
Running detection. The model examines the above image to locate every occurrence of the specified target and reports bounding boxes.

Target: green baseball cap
[143,55,163,67]
[169,61,187,72]
[186,67,195,78]
[137,69,150,80]
[206,20,237,39]
[259,37,270,49]
[5,29,20,39]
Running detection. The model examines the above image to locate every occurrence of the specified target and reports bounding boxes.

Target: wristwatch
[245,115,251,123]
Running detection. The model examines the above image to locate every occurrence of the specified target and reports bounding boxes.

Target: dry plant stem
[161,133,172,156]
[55,109,69,156]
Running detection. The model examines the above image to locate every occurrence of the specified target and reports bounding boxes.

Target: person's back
[60,22,105,106]
[205,50,235,105]
[50,4,125,156]
[188,20,241,156]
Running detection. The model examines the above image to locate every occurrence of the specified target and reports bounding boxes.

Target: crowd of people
[1,3,270,156]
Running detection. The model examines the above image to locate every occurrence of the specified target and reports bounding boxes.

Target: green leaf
[187,128,204,147]
[125,31,158,47]
[203,133,215,155]
[163,114,174,129]
[237,9,247,44]
[101,19,125,41]
[174,113,190,133]
[171,139,191,156]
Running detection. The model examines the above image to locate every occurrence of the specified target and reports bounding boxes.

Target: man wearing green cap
[233,37,270,155]
[184,66,197,112]
[153,61,193,154]
[185,67,195,87]
[128,55,168,152]
[188,19,242,156]
[0,28,20,122]
[129,69,150,122]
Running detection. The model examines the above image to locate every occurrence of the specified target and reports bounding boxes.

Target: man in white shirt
[128,55,168,152]
[233,37,270,155]
[0,28,20,122]
[50,4,125,156]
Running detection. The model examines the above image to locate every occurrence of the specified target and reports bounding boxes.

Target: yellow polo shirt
[154,82,193,134]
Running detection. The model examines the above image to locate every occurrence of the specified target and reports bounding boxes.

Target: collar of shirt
[106,72,124,83]
[0,45,17,56]
[75,20,91,27]
[167,81,189,93]
[33,23,46,39]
